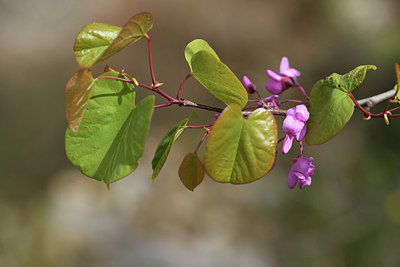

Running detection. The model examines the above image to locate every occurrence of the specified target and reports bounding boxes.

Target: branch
[356,89,396,111]
[180,99,287,116]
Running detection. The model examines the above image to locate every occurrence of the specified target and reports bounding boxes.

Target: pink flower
[265,57,301,94]
[282,105,309,154]
[242,75,256,94]
[287,156,315,189]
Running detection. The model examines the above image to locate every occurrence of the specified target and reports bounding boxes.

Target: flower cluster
[242,57,315,189]
[287,156,315,189]
[265,57,300,95]
[282,104,309,154]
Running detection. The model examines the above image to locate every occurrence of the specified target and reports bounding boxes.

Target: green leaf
[178,153,205,191]
[191,51,248,108]
[324,65,376,93]
[65,71,154,186]
[185,39,219,71]
[305,80,354,145]
[204,105,277,184]
[74,12,153,68]
[305,65,376,145]
[151,117,190,180]
[65,69,95,133]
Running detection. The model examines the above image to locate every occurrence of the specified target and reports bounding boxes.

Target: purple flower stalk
[242,76,256,94]
[287,156,315,189]
[265,57,301,94]
[282,104,309,154]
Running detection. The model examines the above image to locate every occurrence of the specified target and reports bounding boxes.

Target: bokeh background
[1,0,400,266]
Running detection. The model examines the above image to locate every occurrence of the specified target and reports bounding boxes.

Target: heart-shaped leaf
[305,80,354,145]
[74,12,153,68]
[184,39,219,71]
[151,117,190,180]
[65,71,154,186]
[65,69,95,133]
[178,153,204,191]
[305,65,376,145]
[204,105,277,184]
[191,51,248,108]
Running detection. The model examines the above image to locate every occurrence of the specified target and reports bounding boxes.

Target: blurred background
[1,0,400,266]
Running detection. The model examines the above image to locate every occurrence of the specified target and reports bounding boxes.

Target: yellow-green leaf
[74,12,153,68]
[191,51,248,108]
[178,153,204,191]
[65,69,94,133]
[204,105,277,184]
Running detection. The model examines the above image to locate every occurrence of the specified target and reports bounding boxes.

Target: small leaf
[204,105,277,184]
[151,117,190,180]
[65,69,94,133]
[74,12,153,68]
[324,65,377,93]
[191,51,248,108]
[178,153,204,191]
[65,71,154,186]
[185,39,219,71]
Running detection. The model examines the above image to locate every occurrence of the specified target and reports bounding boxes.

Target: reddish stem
[186,123,214,129]
[348,92,371,117]
[194,130,209,154]
[349,92,400,118]
[299,141,304,155]
[388,106,400,113]
[177,73,193,100]
[296,85,310,101]
[146,34,157,86]
[154,103,174,109]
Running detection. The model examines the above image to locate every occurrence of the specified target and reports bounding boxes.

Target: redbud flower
[282,104,309,154]
[265,57,301,94]
[287,156,315,189]
[242,76,256,94]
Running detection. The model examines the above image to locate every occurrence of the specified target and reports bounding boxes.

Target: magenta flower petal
[287,170,298,189]
[279,57,301,78]
[243,76,251,87]
[293,171,305,180]
[298,177,311,189]
[294,105,309,121]
[283,116,305,136]
[266,80,283,94]
[242,75,256,94]
[287,156,315,189]
[282,105,310,152]
[284,68,301,78]
[280,57,290,73]
[266,69,282,81]
[296,125,307,141]
[282,135,294,154]
[282,115,295,132]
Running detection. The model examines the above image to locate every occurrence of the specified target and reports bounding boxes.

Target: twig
[356,89,396,111]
